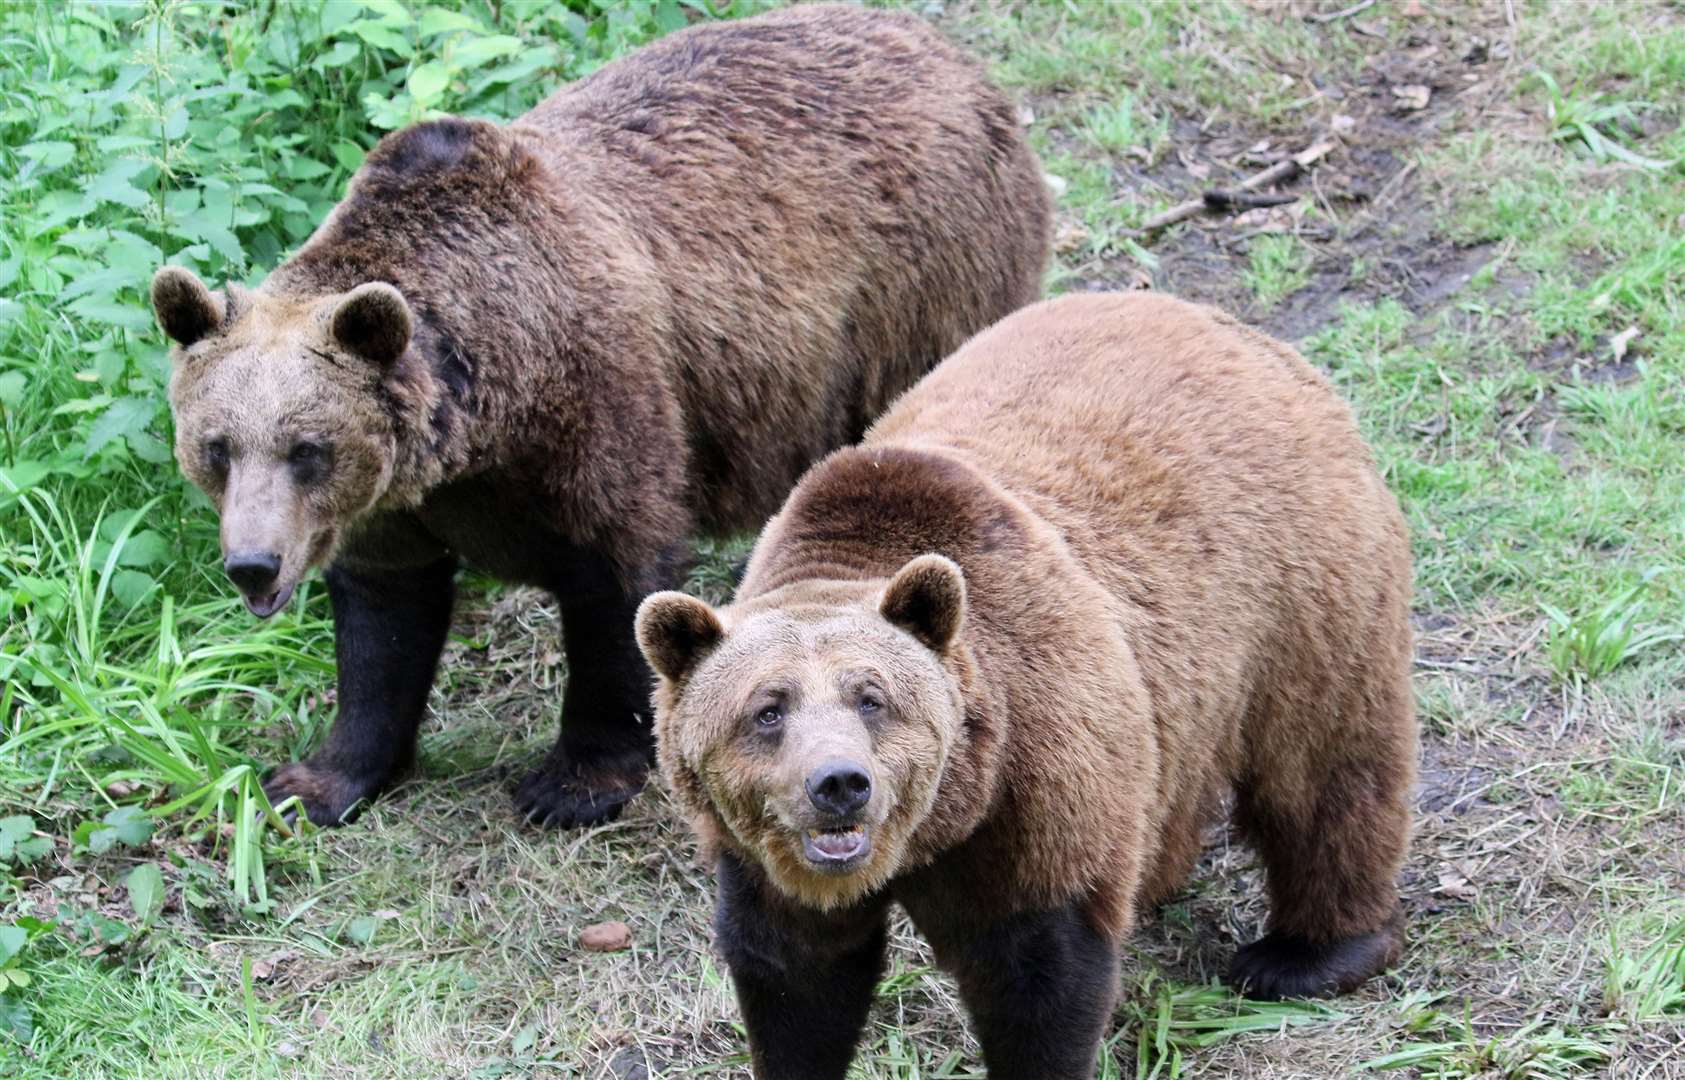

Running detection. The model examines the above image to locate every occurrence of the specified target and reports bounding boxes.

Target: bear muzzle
[799,759,875,872]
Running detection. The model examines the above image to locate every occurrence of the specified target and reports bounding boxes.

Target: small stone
[309,1009,331,1029]
[580,920,632,953]
[1392,84,1431,111]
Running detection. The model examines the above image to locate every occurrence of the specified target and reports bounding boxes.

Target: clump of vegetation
[1541,569,1680,682]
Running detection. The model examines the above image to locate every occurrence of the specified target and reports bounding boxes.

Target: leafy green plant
[1080,92,1169,162]
[1604,918,1685,1023]
[1114,974,1341,1080]
[0,916,54,1044]
[1531,69,1675,170]
[1362,1002,1612,1078]
[1,0,754,913]
[0,815,51,867]
[1541,569,1681,682]
[1244,234,1312,308]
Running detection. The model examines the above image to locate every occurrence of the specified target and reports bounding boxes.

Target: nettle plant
[0,0,746,904]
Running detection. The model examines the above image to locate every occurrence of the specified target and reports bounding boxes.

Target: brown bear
[636,292,1417,1078]
[150,5,1051,829]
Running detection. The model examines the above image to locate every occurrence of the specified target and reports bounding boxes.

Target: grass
[3,0,1685,1077]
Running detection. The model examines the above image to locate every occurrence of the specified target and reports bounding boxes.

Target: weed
[1244,235,1312,308]
[1530,69,1674,170]
[1362,1004,1613,1079]
[1605,917,1685,1023]
[1541,569,1681,682]
[1115,973,1341,1079]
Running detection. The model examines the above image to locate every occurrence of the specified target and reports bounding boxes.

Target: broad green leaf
[407,61,450,107]
[286,156,332,182]
[345,915,379,946]
[83,396,158,459]
[66,296,153,330]
[0,996,30,1044]
[312,39,360,72]
[450,34,522,70]
[349,20,411,55]
[111,570,158,609]
[117,530,171,568]
[19,141,74,169]
[331,139,366,172]
[126,864,165,925]
[419,7,480,36]
[360,0,414,25]
[84,160,151,209]
[106,806,154,847]
[0,926,24,965]
[0,372,24,407]
[655,0,687,34]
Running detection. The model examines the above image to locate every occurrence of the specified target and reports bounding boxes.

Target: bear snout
[804,759,873,819]
[224,551,282,595]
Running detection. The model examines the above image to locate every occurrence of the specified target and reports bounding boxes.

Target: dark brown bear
[636,293,1417,1078]
[150,5,1051,829]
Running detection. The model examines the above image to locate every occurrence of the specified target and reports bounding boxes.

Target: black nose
[224,552,281,594]
[805,760,872,817]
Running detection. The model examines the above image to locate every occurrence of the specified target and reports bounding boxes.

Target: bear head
[636,554,970,910]
[152,266,415,617]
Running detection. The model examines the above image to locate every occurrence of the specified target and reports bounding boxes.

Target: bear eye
[858,693,884,716]
[203,437,230,473]
[754,704,782,729]
[288,440,329,483]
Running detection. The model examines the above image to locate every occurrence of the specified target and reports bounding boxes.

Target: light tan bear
[637,292,1417,1078]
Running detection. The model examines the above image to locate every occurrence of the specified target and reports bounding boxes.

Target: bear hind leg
[1229,681,1414,999]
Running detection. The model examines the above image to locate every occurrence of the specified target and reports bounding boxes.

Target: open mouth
[242,583,295,619]
[801,824,871,872]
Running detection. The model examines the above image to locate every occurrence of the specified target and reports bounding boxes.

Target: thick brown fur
[153,5,1050,828]
[639,293,1416,1077]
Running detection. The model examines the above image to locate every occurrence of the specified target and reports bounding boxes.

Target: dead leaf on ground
[251,949,297,981]
[1434,864,1477,901]
[1053,221,1090,255]
[1400,0,1428,15]
[580,920,633,953]
[1609,326,1640,363]
[1393,84,1432,111]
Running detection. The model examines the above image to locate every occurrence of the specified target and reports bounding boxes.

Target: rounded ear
[331,282,413,368]
[880,554,967,653]
[151,266,225,347]
[636,591,726,683]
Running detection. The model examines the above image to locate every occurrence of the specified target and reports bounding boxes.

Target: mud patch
[1046,9,1532,342]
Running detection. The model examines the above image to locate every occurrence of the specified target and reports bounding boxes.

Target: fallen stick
[1306,0,1377,23]
[1201,190,1299,211]
[1139,138,1337,234]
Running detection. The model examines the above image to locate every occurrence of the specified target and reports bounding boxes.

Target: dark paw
[1228,926,1401,1000]
[513,749,648,829]
[263,762,381,827]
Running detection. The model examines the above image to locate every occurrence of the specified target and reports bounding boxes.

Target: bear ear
[636,591,726,683]
[331,282,413,368]
[151,266,226,348]
[880,554,967,654]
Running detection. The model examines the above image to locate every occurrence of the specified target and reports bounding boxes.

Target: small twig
[1140,138,1337,234]
[1201,190,1299,211]
[1305,0,1377,24]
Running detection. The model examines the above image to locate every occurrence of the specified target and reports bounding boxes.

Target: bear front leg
[264,555,458,825]
[918,902,1118,1080]
[714,851,889,1080]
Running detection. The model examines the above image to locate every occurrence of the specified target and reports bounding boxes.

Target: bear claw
[263,762,380,827]
[1228,925,1401,1000]
[513,752,648,829]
